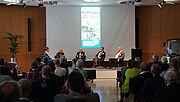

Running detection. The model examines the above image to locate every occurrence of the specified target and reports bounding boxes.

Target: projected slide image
[81,7,101,48]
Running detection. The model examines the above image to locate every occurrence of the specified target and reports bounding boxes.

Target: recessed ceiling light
[83,0,101,3]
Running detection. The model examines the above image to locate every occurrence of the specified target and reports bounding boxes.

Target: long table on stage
[84,67,122,83]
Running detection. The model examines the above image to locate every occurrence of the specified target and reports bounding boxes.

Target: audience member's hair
[76,59,83,68]
[169,58,178,69]
[135,57,141,63]
[72,69,80,73]
[31,61,38,69]
[18,79,31,98]
[55,58,60,65]
[161,56,167,64]
[67,72,85,93]
[164,71,177,85]
[152,54,159,61]
[45,47,49,51]
[0,58,4,65]
[48,61,56,73]
[132,61,139,68]
[65,95,87,102]
[0,81,21,102]
[127,59,133,67]
[42,57,48,64]
[151,64,161,76]
[140,62,148,71]
[42,65,51,76]
[35,57,41,65]
[72,58,77,66]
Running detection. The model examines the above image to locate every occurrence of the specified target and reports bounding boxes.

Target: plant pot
[11,58,16,63]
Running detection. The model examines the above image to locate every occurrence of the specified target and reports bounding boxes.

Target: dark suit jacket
[142,75,165,102]
[76,51,86,60]
[56,52,65,58]
[42,52,52,62]
[132,71,153,99]
[95,51,106,61]
[148,61,162,71]
[152,83,180,102]
[0,65,10,75]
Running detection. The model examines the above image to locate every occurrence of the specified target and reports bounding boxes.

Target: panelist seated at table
[109,46,125,68]
[55,49,65,59]
[42,47,53,62]
[93,47,106,68]
[76,48,86,61]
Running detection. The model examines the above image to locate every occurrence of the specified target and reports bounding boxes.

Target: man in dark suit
[152,71,180,102]
[76,48,86,61]
[142,64,165,102]
[42,47,52,62]
[55,49,65,59]
[132,62,153,102]
[93,47,106,68]
[18,79,31,102]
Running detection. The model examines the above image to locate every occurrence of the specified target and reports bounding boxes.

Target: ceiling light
[83,0,101,3]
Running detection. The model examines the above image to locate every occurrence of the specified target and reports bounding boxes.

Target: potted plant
[4,32,23,62]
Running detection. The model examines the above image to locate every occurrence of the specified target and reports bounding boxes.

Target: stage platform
[84,67,122,82]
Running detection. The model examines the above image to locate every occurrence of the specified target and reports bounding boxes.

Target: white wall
[46,5,135,60]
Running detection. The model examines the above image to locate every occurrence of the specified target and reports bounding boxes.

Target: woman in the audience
[120,60,141,102]
[54,71,100,102]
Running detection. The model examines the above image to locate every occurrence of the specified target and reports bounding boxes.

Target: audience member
[68,58,77,75]
[18,79,31,102]
[0,70,12,83]
[54,72,100,102]
[161,56,169,71]
[76,48,86,61]
[35,57,42,67]
[142,64,165,102]
[54,58,67,77]
[42,47,52,62]
[31,65,58,102]
[132,62,153,102]
[152,71,180,102]
[39,57,48,71]
[49,61,65,94]
[120,61,141,102]
[93,47,106,68]
[0,80,21,102]
[148,54,162,71]
[25,61,41,80]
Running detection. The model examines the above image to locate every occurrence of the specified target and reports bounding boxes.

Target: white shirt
[115,51,122,58]
[54,67,66,77]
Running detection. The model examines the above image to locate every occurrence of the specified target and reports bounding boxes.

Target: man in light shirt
[54,58,66,77]
[108,46,125,69]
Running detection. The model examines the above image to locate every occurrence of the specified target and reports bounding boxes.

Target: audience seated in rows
[142,64,165,102]
[152,71,180,102]
[0,80,21,102]
[25,61,41,81]
[31,65,58,102]
[120,60,141,102]
[54,71,100,102]
[54,58,67,77]
[161,58,180,84]
[18,78,31,102]
[148,54,162,71]
[132,62,153,102]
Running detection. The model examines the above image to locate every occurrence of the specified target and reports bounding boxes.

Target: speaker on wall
[131,48,142,61]
[28,18,31,51]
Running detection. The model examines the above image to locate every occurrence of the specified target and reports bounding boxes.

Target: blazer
[95,51,106,61]
[116,51,125,60]
[76,51,86,60]
[56,52,65,58]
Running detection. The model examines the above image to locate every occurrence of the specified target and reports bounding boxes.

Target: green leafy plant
[4,32,23,58]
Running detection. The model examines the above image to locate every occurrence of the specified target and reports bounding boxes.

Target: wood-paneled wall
[0,5,46,72]
[136,4,180,62]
